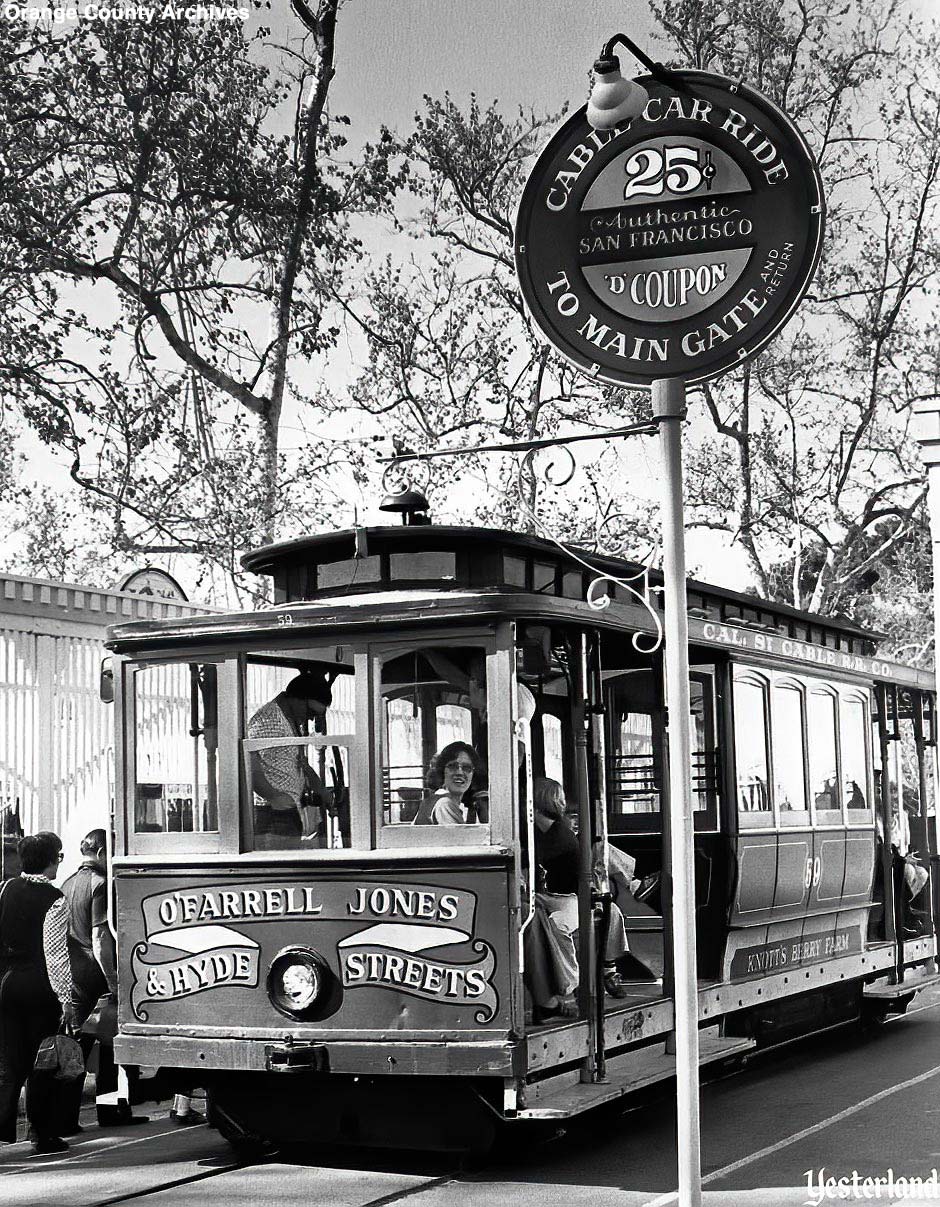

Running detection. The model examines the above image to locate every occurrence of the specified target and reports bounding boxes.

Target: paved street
[2,988,939,1207]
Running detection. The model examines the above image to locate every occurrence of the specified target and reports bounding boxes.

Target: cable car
[109,511,939,1151]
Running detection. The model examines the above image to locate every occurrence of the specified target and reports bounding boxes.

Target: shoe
[32,1136,69,1154]
[532,1000,579,1024]
[616,953,660,983]
[170,1110,205,1127]
[97,1107,149,1127]
[603,969,632,998]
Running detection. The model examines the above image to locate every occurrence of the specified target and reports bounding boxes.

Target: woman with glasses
[414,742,488,825]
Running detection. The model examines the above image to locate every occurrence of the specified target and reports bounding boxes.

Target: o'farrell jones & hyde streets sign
[514,71,824,388]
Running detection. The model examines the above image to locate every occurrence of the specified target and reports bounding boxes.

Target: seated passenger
[414,742,488,825]
[531,778,652,1004]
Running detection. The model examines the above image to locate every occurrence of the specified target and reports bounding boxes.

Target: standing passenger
[60,828,148,1131]
[0,832,77,1153]
[248,672,333,842]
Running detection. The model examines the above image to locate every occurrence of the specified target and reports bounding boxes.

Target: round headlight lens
[267,947,326,1020]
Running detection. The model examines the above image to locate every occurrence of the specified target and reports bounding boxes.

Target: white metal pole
[653,376,702,1207]
[911,401,940,859]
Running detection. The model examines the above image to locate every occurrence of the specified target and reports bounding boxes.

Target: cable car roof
[240,523,879,652]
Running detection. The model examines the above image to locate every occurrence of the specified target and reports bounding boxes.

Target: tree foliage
[335,95,658,556]
[654,0,940,620]
[0,4,400,598]
[339,0,939,655]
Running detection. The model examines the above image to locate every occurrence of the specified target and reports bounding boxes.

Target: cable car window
[689,674,717,817]
[841,695,871,823]
[773,682,809,822]
[613,711,658,815]
[436,703,473,748]
[134,662,219,835]
[379,645,490,832]
[808,688,841,822]
[243,652,356,851]
[542,713,564,784]
[733,676,771,818]
[606,670,659,826]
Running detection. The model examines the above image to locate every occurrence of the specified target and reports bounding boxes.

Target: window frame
[125,654,240,855]
[841,688,874,828]
[770,675,811,828]
[238,647,367,852]
[603,666,719,834]
[807,683,843,826]
[688,669,719,830]
[371,628,513,850]
[731,669,774,830]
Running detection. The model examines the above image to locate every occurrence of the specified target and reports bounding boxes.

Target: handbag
[82,993,118,1042]
[34,1032,86,1081]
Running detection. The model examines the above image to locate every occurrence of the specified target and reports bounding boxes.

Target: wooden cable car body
[108,524,940,1150]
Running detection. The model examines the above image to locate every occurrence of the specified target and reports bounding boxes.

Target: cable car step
[864,968,940,1001]
[516,1033,755,1120]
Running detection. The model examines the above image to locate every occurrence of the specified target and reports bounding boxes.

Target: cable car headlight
[267,946,331,1021]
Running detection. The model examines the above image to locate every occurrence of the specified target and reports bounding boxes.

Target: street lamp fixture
[586,32,683,130]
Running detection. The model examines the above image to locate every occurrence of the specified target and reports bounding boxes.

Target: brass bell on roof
[379,488,431,526]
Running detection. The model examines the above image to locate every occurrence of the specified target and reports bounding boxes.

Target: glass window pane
[689,677,716,812]
[734,679,770,812]
[542,714,564,784]
[841,697,869,813]
[134,663,219,834]
[244,654,355,851]
[808,691,840,813]
[380,646,489,830]
[773,684,807,812]
[612,711,659,814]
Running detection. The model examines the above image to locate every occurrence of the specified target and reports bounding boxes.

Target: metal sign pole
[653,376,702,1207]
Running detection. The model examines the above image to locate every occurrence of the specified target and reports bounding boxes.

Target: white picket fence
[0,573,209,878]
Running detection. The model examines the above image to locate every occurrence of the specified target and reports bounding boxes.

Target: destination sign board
[514,70,825,388]
[692,619,905,682]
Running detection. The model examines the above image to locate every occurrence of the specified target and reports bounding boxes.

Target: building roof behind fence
[0,571,216,634]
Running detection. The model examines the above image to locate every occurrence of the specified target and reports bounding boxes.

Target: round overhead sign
[514,71,824,389]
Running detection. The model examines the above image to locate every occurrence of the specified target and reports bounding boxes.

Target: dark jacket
[0,876,62,1000]
[535,817,580,895]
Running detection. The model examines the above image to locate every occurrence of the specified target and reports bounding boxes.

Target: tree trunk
[261,0,339,543]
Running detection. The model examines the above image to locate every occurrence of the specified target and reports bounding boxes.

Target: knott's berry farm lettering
[514,70,825,389]
[729,926,859,981]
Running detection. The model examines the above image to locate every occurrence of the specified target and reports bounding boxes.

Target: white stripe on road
[641,1060,940,1207]
[6,1125,189,1171]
